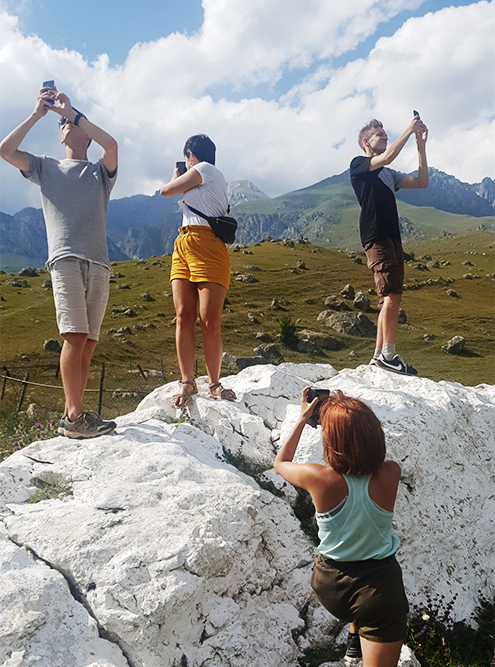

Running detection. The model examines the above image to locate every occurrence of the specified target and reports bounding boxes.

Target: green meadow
[0,230,493,433]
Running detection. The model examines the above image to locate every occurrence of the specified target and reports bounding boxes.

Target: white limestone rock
[0,420,319,667]
[0,525,128,667]
[0,362,493,667]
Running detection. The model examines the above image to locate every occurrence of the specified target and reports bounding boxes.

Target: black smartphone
[176,161,187,175]
[306,387,331,428]
[413,109,420,117]
[43,80,55,104]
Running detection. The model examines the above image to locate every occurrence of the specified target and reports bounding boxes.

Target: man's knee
[62,332,89,349]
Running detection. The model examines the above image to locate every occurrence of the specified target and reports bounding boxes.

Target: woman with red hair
[274,388,408,667]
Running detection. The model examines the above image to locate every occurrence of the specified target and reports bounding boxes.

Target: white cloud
[0,0,493,214]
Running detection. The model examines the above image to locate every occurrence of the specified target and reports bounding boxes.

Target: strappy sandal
[208,382,236,401]
[172,380,198,408]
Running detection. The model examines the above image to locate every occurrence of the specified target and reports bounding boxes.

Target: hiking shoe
[369,357,378,366]
[376,353,418,376]
[61,412,116,439]
[345,632,362,659]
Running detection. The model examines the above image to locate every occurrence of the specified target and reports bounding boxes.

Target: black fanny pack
[185,203,238,245]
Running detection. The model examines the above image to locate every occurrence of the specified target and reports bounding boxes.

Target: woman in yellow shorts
[160,134,236,408]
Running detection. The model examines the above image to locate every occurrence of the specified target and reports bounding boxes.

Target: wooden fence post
[1,366,9,402]
[97,362,105,418]
[17,372,29,411]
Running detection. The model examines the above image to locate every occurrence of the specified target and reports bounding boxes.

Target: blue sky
[0,0,493,213]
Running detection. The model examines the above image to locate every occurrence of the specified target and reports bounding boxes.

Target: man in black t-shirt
[350,116,428,375]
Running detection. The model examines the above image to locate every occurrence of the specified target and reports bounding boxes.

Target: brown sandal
[172,380,198,408]
[208,382,236,401]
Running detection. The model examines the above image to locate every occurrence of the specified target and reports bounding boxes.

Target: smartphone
[176,161,187,175]
[306,387,331,428]
[413,109,420,117]
[43,80,55,105]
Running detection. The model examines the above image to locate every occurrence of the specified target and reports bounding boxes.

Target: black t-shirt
[350,155,404,247]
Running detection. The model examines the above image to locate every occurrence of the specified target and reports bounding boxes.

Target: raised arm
[160,165,202,198]
[398,124,428,189]
[0,88,55,172]
[54,93,118,174]
[273,387,321,489]
[368,116,424,172]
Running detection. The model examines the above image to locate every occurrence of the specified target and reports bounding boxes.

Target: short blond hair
[358,119,383,151]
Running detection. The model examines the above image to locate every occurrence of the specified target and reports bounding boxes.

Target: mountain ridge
[1,168,493,272]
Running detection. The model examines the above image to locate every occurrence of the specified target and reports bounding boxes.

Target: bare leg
[376,293,402,350]
[61,333,97,420]
[172,278,199,384]
[360,638,402,667]
[197,282,227,386]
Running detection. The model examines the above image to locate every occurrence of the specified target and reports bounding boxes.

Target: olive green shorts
[311,554,409,643]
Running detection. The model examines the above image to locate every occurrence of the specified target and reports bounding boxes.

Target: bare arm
[369,116,423,172]
[0,89,54,171]
[54,93,118,174]
[160,165,203,198]
[273,387,321,489]
[398,125,428,189]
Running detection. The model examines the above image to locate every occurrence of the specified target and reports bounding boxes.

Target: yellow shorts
[170,226,231,290]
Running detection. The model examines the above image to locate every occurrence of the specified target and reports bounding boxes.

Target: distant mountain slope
[232,169,494,249]
[1,171,493,271]
[396,168,495,216]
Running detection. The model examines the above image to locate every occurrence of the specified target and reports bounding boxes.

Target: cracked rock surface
[0,363,493,667]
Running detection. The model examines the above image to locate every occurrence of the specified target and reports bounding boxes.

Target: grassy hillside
[234,173,494,250]
[1,230,493,403]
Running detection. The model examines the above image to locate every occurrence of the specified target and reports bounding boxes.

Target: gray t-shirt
[23,154,116,267]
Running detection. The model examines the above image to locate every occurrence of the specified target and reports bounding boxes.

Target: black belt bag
[185,203,238,245]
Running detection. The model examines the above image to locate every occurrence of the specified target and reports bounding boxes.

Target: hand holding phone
[306,387,331,428]
[175,161,187,176]
[413,109,420,117]
[42,80,56,105]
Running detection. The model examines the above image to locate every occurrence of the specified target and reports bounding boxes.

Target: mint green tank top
[315,475,399,561]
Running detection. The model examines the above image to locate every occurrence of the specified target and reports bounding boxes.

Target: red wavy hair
[319,391,386,475]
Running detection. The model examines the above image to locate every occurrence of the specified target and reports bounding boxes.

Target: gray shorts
[49,257,110,341]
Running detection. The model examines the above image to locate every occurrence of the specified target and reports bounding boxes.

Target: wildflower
[13,442,20,450]
[422,614,430,621]
[48,420,55,425]
[34,423,41,428]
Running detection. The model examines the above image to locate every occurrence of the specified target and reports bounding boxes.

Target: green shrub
[278,315,299,349]
[406,590,494,666]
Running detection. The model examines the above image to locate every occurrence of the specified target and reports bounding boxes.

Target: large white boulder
[0,418,317,667]
[0,362,493,667]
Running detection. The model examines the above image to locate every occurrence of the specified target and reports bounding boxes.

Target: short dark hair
[319,391,386,475]
[183,134,216,165]
[358,119,383,151]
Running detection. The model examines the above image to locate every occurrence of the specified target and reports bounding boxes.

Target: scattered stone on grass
[323,312,377,338]
[43,339,61,353]
[442,336,465,355]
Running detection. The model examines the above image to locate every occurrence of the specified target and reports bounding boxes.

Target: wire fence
[0,361,170,420]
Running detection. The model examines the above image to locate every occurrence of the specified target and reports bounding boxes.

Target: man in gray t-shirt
[0,86,118,439]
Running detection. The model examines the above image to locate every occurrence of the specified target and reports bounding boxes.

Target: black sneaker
[376,353,418,376]
[61,412,116,439]
[345,632,362,659]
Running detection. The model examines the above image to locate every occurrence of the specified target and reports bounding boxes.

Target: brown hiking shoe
[61,412,116,439]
